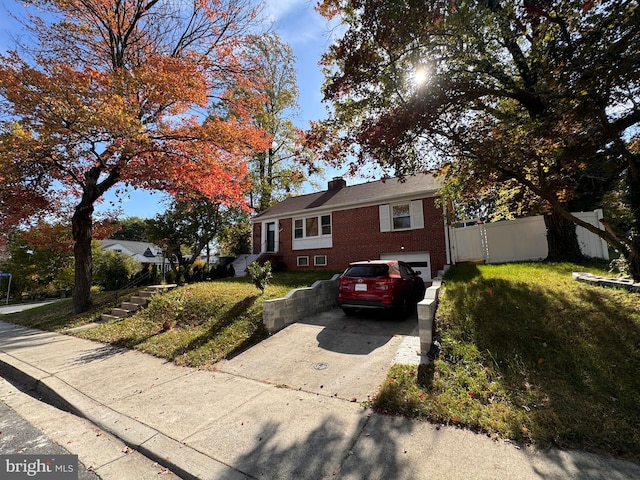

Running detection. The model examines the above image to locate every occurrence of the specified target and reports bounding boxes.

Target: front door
[266,222,276,252]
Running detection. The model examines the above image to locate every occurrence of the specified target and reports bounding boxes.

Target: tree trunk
[625,157,640,281]
[72,202,95,313]
[627,248,640,282]
[544,210,584,263]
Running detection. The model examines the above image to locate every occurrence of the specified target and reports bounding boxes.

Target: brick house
[249,173,450,281]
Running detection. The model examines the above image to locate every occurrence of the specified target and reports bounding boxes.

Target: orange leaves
[316,0,342,21]
[133,55,209,114]
[19,221,74,254]
[0,0,271,233]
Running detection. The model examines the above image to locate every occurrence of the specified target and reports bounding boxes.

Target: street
[0,374,180,479]
[0,380,100,480]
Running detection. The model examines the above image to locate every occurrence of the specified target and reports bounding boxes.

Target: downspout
[260,221,265,254]
[443,203,453,265]
[249,220,254,254]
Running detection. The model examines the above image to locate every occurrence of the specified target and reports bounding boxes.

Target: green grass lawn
[372,262,640,461]
[2,271,338,369]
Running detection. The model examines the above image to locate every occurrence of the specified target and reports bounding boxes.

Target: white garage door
[380,252,431,282]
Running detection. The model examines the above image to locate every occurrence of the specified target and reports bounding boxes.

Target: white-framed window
[321,215,331,235]
[293,214,332,239]
[306,217,318,236]
[294,219,303,239]
[392,204,411,230]
[379,200,424,232]
[297,256,309,267]
[314,255,327,266]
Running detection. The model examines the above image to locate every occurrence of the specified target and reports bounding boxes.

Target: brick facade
[253,197,447,278]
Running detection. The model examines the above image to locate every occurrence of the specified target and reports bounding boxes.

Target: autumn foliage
[312,0,640,279]
[0,0,269,311]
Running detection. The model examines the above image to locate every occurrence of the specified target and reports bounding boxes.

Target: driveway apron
[216,307,418,403]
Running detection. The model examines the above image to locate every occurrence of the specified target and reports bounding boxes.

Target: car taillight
[375,278,393,290]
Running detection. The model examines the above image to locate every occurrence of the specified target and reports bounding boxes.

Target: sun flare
[413,65,430,86]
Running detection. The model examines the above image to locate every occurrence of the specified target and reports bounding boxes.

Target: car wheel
[342,307,356,316]
[396,296,410,318]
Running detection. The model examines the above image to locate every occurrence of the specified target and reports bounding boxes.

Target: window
[297,256,309,267]
[306,216,319,237]
[398,262,416,277]
[293,215,332,239]
[379,200,424,232]
[321,215,331,235]
[392,204,411,230]
[344,264,389,277]
[314,255,327,266]
[294,219,303,239]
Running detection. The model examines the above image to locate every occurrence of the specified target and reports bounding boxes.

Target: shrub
[247,261,272,294]
[215,264,227,278]
[93,251,139,290]
[609,255,630,277]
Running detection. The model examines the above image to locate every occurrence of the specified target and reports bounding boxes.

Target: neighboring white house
[99,240,170,273]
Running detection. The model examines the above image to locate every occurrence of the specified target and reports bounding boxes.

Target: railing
[114,270,151,306]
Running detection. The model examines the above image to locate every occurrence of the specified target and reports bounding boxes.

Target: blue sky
[0,0,369,219]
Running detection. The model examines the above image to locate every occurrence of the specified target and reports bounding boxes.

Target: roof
[253,173,441,221]
[99,240,163,258]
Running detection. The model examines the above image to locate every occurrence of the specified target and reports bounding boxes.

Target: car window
[344,264,389,277]
[399,262,416,277]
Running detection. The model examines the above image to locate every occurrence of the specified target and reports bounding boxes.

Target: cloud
[263,0,306,23]
[263,0,343,50]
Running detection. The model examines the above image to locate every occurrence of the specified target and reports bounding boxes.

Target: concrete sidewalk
[0,320,638,480]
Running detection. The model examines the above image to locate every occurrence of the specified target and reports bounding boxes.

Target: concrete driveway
[216,307,418,403]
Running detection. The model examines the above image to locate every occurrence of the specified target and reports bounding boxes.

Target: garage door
[380,252,431,282]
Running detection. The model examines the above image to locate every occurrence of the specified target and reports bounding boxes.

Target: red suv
[337,260,426,316]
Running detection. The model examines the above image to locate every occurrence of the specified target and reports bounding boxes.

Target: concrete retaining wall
[572,272,640,293]
[417,280,441,355]
[263,275,340,334]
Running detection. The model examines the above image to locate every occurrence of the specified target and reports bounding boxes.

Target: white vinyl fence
[449,209,609,264]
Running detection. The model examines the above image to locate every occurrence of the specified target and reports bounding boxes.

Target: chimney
[328,177,346,191]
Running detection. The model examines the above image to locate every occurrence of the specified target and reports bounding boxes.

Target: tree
[247,260,272,294]
[240,33,313,212]
[2,223,75,298]
[109,217,150,242]
[312,0,640,279]
[217,210,252,256]
[93,246,140,291]
[145,196,230,276]
[0,0,269,312]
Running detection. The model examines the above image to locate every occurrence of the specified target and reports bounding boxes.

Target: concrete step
[129,296,148,306]
[139,291,154,298]
[100,313,122,322]
[146,284,177,293]
[119,302,140,312]
[109,308,130,317]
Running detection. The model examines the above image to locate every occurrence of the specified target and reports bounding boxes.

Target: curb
[0,353,248,480]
